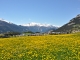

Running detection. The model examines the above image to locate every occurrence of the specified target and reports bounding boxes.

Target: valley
[0,14,80,60]
[0,0,80,60]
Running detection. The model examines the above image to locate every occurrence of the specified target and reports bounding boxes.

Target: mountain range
[0,19,58,33]
[1,14,80,33]
[22,22,58,32]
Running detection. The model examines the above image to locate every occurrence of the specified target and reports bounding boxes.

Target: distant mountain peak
[21,22,59,32]
[0,18,13,24]
[0,18,8,22]
[22,22,58,27]
[0,18,10,23]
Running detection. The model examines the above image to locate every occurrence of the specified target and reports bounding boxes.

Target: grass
[0,33,80,60]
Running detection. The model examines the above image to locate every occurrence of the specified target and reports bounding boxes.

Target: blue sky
[0,0,80,26]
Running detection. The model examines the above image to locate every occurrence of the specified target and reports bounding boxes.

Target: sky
[0,0,80,26]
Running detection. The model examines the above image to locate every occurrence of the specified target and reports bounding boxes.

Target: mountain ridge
[0,19,58,33]
[22,22,58,27]
[55,14,80,33]
[21,22,58,33]
[0,19,27,33]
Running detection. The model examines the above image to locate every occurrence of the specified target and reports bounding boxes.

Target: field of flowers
[0,33,80,60]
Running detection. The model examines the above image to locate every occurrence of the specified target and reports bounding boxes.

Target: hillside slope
[55,14,80,33]
[0,19,27,33]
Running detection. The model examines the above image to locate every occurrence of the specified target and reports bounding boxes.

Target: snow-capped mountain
[0,18,28,33]
[0,18,13,24]
[0,18,10,23]
[22,22,56,27]
[22,22,58,32]
[0,18,58,33]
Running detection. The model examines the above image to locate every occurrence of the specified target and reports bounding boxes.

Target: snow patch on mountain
[0,18,14,24]
[22,22,58,27]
